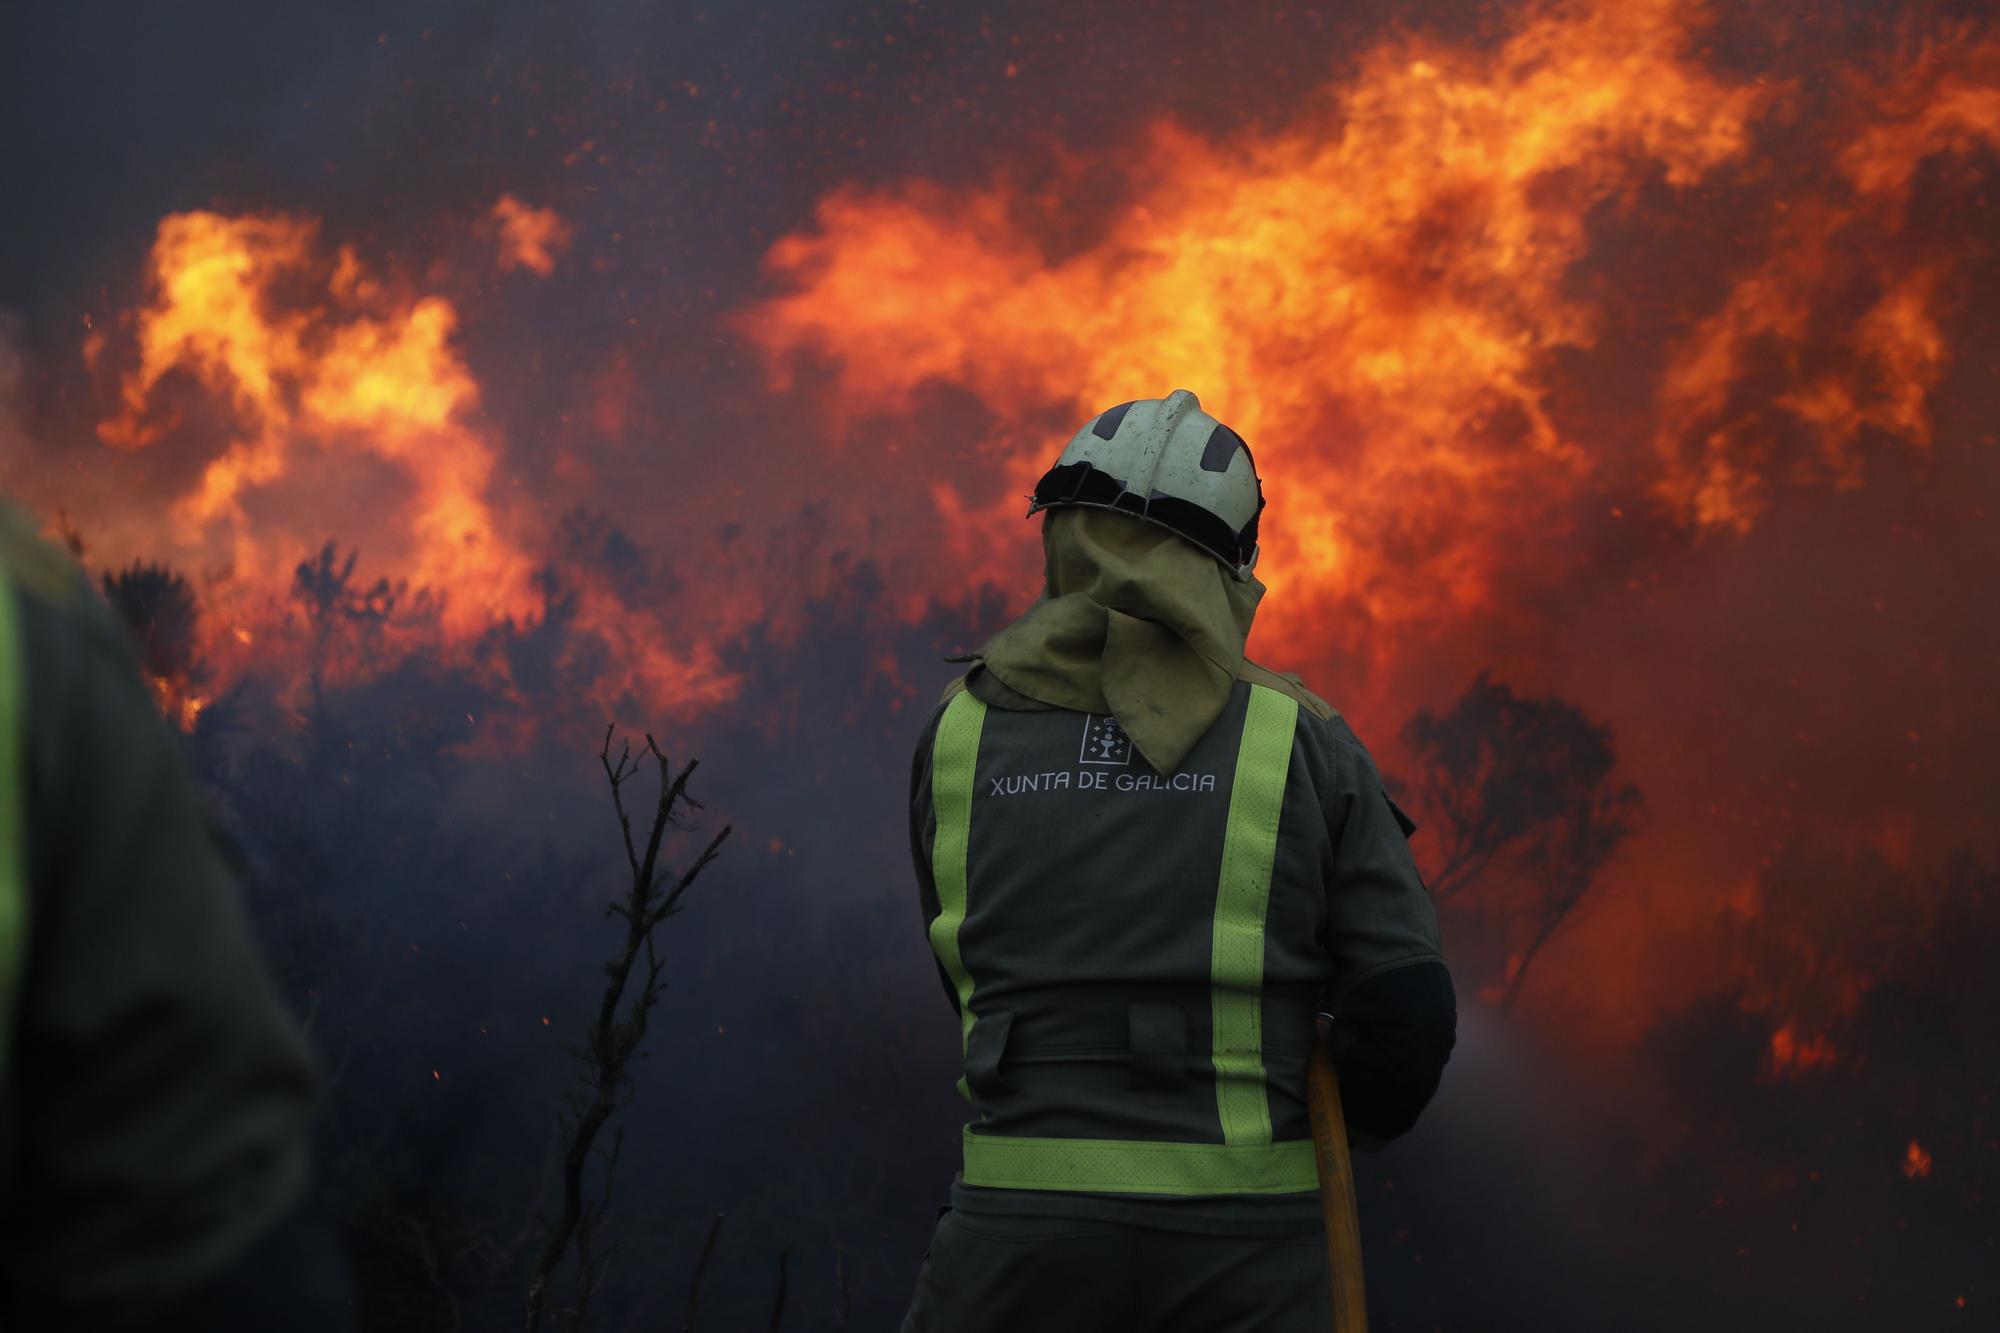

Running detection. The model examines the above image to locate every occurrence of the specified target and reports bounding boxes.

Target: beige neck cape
[972,507,1264,775]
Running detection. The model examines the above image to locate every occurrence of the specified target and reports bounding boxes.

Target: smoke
[3,0,1996,1325]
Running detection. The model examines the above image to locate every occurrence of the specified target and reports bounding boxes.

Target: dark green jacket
[911,663,1454,1230]
[0,511,322,1330]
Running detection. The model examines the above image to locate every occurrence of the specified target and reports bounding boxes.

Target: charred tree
[1397,671,1641,1003]
[1501,776,1641,1009]
[290,540,443,701]
[1399,671,1583,903]
[293,542,401,669]
[101,560,203,683]
[521,727,732,1332]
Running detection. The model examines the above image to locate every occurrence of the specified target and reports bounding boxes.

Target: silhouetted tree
[291,540,440,690]
[523,727,733,1332]
[1503,773,1642,1008]
[295,541,397,636]
[1397,671,1641,1004]
[101,560,204,683]
[478,565,615,730]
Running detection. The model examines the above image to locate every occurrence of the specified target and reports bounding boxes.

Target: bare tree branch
[522,728,733,1332]
[683,1212,725,1333]
[768,1248,790,1333]
[1501,780,1642,1009]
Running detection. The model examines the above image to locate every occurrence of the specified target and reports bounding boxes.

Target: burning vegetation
[1,0,1994,1326]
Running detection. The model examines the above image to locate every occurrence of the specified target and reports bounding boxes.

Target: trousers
[899,1208,1334,1333]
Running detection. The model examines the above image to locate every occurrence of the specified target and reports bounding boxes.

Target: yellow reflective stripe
[927,690,988,1102]
[0,573,24,1078]
[1211,684,1299,1145]
[963,1128,1319,1196]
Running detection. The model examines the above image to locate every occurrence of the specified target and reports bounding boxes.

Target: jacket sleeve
[1320,717,1457,1149]
[909,705,959,1013]
[5,565,339,1330]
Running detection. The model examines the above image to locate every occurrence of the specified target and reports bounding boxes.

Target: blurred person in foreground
[902,391,1457,1332]
[0,502,353,1331]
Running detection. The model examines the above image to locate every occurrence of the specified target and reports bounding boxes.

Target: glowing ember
[1766,1024,1839,1078]
[1903,1140,1933,1179]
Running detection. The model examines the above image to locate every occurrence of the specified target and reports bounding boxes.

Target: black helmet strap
[1028,461,1262,570]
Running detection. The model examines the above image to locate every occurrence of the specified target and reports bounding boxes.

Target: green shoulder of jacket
[0,503,66,1077]
[1235,658,1339,723]
[938,661,1054,713]
[0,504,82,611]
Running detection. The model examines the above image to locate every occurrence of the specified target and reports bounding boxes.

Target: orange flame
[737,0,1998,673]
[1765,1023,1839,1078]
[1903,1140,1932,1179]
[98,210,532,635]
[1,0,1984,1055]
[1649,23,2000,532]
[89,208,732,718]
[491,196,573,277]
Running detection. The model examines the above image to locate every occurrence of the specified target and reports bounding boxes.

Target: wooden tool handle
[1307,1024,1369,1332]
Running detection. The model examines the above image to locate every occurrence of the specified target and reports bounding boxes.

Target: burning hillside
[0,0,1987,1039]
[0,0,1994,1323]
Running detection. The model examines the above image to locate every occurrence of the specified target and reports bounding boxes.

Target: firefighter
[0,503,352,1331]
[902,391,1457,1332]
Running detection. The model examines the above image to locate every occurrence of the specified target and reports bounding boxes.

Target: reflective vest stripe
[0,573,25,1078]
[960,1128,1318,1196]
[927,690,988,1102]
[942,683,1317,1196]
[1210,685,1299,1145]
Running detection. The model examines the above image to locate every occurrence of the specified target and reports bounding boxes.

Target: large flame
[722,0,1999,1046]
[736,0,1998,673]
[15,0,1993,1043]
[89,206,733,716]
[69,1,1998,728]
[1652,24,1999,531]
[100,211,527,627]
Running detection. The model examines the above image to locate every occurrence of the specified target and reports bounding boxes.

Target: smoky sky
[1,0,1432,328]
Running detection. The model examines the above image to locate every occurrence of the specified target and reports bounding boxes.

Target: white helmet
[1027,389,1265,579]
